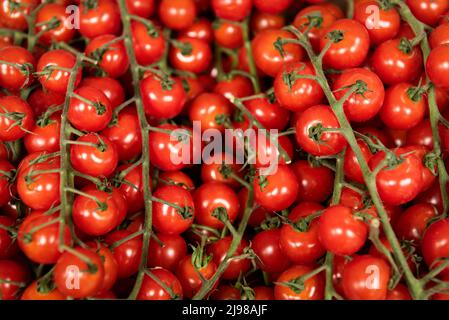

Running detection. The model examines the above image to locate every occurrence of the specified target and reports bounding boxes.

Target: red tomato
[126,0,154,18]
[318,205,368,255]
[21,281,66,300]
[148,233,187,271]
[243,97,290,130]
[406,0,449,26]
[82,77,125,110]
[180,18,214,43]
[0,95,34,141]
[292,160,334,203]
[159,0,196,30]
[0,215,18,259]
[427,44,449,89]
[274,265,324,300]
[214,75,254,101]
[176,253,217,298]
[131,21,166,66]
[387,284,412,300]
[212,0,252,21]
[254,0,292,14]
[27,88,65,117]
[422,218,449,278]
[0,160,14,206]
[251,11,285,34]
[189,92,232,132]
[35,3,75,45]
[0,0,39,30]
[158,170,195,191]
[116,164,146,214]
[79,0,121,39]
[86,241,118,291]
[169,37,212,74]
[24,114,61,154]
[0,260,30,300]
[138,268,183,300]
[105,230,143,278]
[0,46,35,91]
[251,228,291,273]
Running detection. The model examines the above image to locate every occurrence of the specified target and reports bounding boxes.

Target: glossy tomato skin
[158,170,195,191]
[280,202,326,264]
[85,241,118,292]
[292,160,334,203]
[24,115,61,154]
[126,0,154,18]
[0,160,14,207]
[0,95,34,141]
[253,164,299,212]
[274,265,324,300]
[0,0,39,30]
[214,21,243,49]
[387,284,412,300]
[180,18,214,43]
[0,46,35,91]
[193,182,239,229]
[18,211,71,264]
[35,3,75,45]
[320,19,370,70]
[251,11,285,34]
[169,37,212,74]
[147,233,187,272]
[54,247,105,298]
[208,237,251,280]
[158,0,196,30]
[406,0,449,26]
[37,50,82,94]
[117,164,146,214]
[0,215,18,259]
[0,260,30,300]
[295,105,347,156]
[274,61,324,112]
[342,255,391,300]
[369,149,423,205]
[401,145,436,192]
[137,268,183,300]
[254,0,292,14]
[318,205,368,255]
[153,185,195,235]
[427,45,449,89]
[212,0,253,21]
[214,75,254,101]
[243,97,289,130]
[189,92,232,132]
[343,140,373,184]
[430,24,449,48]
[21,281,66,300]
[79,0,121,39]
[252,29,304,77]
[70,133,118,178]
[200,152,243,188]
[27,88,65,117]
[422,219,449,278]
[81,77,125,109]
[176,254,217,299]
[251,228,291,273]
[333,68,385,122]
[131,21,166,66]
[371,38,423,85]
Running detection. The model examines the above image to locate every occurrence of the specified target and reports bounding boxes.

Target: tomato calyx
[281,64,307,91]
[191,243,213,270]
[291,210,323,232]
[82,0,99,11]
[406,85,426,102]
[171,40,193,56]
[423,151,439,176]
[326,30,345,44]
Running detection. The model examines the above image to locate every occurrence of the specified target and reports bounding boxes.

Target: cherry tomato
[422,218,449,278]
[137,268,183,300]
[21,280,66,300]
[274,265,324,300]
[387,284,412,300]
[158,170,195,191]
[79,0,121,39]
[427,44,449,89]
[86,241,118,292]
[24,114,61,154]
[126,0,154,18]
[0,46,35,91]
[343,139,372,184]
[0,260,30,300]
[214,21,243,49]
[189,92,232,132]
[0,0,39,30]
[0,160,14,207]
[81,77,125,109]
[212,0,252,21]
[148,233,187,272]
[292,160,334,203]
[251,228,291,273]
[180,18,214,43]
[406,0,449,26]
[159,0,196,30]
[176,253,217,298]
[169,37,212,74]
[0,215,18,259]
[251,11,285,34]
[430,23,449,48]
[27,88,65,117]
[243,97,290,130]
[0,95,34,141]
[35,3,75,45]
[131,21,166,66]
[254,0,292,14]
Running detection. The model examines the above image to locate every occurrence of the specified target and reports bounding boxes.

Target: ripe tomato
[158,170,194,191]
[369,148,423,205]
[342,255,391,300]
[137,268,183,300]
[212,0,252,21]
[401,144,436,192]
[212,284,241,300]
[18,211,71,264]
[159,0,196,30]
[274,265,324,300]
[213,21,243,49]
[251,11,285,34]
[241,97,289,130]
[0,160,14,206]
[387,284,412,300]
[116,164,147,214]
[131,21,166,66]
[427,44,449,89]
[406,0,449,26]
[0,215,18,259]
[251,228,291,273]
[70,133,118,178]
[201,152,243,188]
[252,29,304,77]
[238,188,273,228]
[189,92,232,132]
[380,82,425,130]
[105,230,143,279]
[0,46,35,91]
[279,202,326,264]
[0,0,39,30]
[343,139,372,184]
[86,241,118,292]
[214,75,254,101]
[0,260,30,300]
[68,86,113,132]
[318,205,368,255]
[169,37,212,74]
[54,247,105,298]
[430,24,449,48]
[180,18,214,43]
[126,0,154,18]
[37,50,82,94]
[0,95,34,141]
[35,3,75,45]
[371,38,423,85]
[21,281,66,300]
[85,35,129,78]
[148,233,187,271]
[81,77,125,109]
[291,160,334,203]
[274,61,324,112]
[27,88,65,117]
[254,0,292,14]
[153,185,195,234]
[253,164,299,212]
[24,114,61,154]
[333,68,385,122]
[295,104,347,156]
[354,0,400,45]
[422,218,449,278]
[176,253,217,298]
[79,0,121,39]
[208,236,251,280]
[140,74,187,119]
[320,19,370,70]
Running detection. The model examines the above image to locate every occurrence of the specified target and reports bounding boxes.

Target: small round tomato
[24,114,61,154]
[369,148,423,205]
[254,0,292,14]
[274,265,324,300]
[343,139,373,184]
[21,281,66,300]
[422,218,449,278]
[320,19,370,69]
[169,37,212,74]
[251,11,286,34]
[86,241,118,292]
[148,233,187,272]
[406,0,449,26]
[158,170,194,191]
[0,215,18,259]
[68,86,113,132]
[0,46,35,91]
[212,0,252,21]
[253,164,299,212]
[214,75,254,101]
[0,260,30,300]
[291,160,334,203]
[54,247,105,298]
[380,82,425,130]
[35,3,75,44]
[430,24,449,48]
[70,133,118,178]
[214,21,243,49]
[140,74,186,119]
[371,38,423,85]
[395,203,437,246]
[0,0,39,30]
[180,18,214,43]
[36,50,82,94]
[427,44,449,89]
[252,29,304,77]
[137,268,183,300]
[0,160,14,206]
[280,202,326,264]
[342,255,391,300]
[387,284,412,300]
[81,77,125,109]
[251,228,291,273]
[126,0,154,18]
[28,88,65,117]
[201,152,243,188]
[401,145,436,192]
[116,164,146,214]
[189,92,232,132]
[85,35,129,78]
[105,230,143,279]
[159,0,196,30]
[0,95,34,141]
[176,253,217,298]
[212,284,241,300]
[318,205,368,255]
[333,68,385,122]
[153,185,195,235]
[18,211,71,264]
[274,61,324,112]
[131,21,166,66]
[295,104,347,156]
[79,0,121,39]
[243,97,290,130]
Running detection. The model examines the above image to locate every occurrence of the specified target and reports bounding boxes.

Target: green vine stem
[241,16,261,93]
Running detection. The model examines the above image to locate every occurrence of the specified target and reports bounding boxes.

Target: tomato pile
[1,0,449,301]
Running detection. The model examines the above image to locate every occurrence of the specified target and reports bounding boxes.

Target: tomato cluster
[1,0,449,301]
